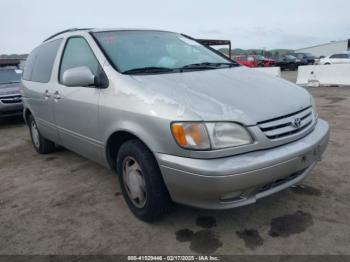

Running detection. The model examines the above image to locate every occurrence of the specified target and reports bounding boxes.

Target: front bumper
[156,119,329,209]
[0,101,23,118]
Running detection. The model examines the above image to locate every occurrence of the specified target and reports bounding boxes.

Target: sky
[1,0,349,54]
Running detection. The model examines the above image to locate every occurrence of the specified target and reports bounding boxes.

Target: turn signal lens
[171,122,210,149]
[171,124,187,146]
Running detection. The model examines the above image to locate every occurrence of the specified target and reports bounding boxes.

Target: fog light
[220,191,243,202]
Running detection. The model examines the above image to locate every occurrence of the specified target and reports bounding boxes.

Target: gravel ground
[281,70,298,83]
[0,74,349,254]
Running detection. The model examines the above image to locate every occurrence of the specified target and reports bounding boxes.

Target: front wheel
[28,115,56,154]
[117,139,171,222]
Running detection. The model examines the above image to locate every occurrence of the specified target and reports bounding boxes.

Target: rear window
[0,69,22,85]
[23,39,62,82]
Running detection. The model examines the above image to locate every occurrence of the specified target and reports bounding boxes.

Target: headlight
[310,95,318,120]
[171,122,253,150]
[206,122,253,149]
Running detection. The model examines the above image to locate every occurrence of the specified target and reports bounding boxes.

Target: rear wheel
[28,115,56,154]
[117,139,171,222]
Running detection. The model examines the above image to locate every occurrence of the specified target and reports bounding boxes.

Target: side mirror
[62,66,95,87]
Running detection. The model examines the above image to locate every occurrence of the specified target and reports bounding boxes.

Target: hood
[129,67,311,125]
[0,82,22,96]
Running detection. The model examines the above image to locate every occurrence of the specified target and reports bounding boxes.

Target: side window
[59,37,100,83]
[30,39,62,83]
[330,54,340,59]
[22,47,40,81]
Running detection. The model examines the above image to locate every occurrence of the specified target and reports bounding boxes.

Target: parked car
[314,56,325,65]
[275,55,302,71]
[293,52,316,65]
[22,28,329,221]
[319,53,350,65]
[0,68,23,119]
[232,55,257,67]
[255,55,276,67]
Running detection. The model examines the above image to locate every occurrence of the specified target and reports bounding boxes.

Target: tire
[28,115,56,154]
[117,139,171,222]
[325,63,331,65]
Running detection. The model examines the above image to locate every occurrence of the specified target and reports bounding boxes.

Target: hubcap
[31,121,40,148]
[122,157,147,208]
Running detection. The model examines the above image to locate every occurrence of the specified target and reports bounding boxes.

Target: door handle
[53,91,61,100]
[43,90,51,99]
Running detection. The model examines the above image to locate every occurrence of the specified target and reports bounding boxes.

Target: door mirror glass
[62,66,95,87]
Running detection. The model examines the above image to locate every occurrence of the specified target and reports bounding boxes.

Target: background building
[295,39,350,57]
[0,54,27,69]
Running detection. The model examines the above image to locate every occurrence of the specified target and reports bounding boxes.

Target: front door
[52,36,105,162]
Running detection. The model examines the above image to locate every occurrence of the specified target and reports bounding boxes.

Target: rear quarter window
[330,54,341,58]
[23,39,62,82]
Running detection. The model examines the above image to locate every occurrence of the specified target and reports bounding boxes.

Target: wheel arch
[105,129,155,172]
[23,108,33,125]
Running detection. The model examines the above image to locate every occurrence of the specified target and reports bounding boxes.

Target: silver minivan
[22,28,329,221]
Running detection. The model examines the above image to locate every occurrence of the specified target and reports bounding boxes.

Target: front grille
[258,168,306,194]
[0,95,22,104]
[258,107,314,139]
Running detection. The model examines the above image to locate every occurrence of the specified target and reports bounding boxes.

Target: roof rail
[43,28,92,42]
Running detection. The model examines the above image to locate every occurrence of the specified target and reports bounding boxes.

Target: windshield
[92,30,237,74]
[0,70,22,85]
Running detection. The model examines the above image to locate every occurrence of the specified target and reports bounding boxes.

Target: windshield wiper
[122,63,239,75]
[122,67,178,75]
[180,62,238,70]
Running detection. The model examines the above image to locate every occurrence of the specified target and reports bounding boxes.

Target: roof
[43,28,92,42]
[43,28,176,42]
[90,28,174,33]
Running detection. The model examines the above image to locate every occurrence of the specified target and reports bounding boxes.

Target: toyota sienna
[22,28,330,221]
